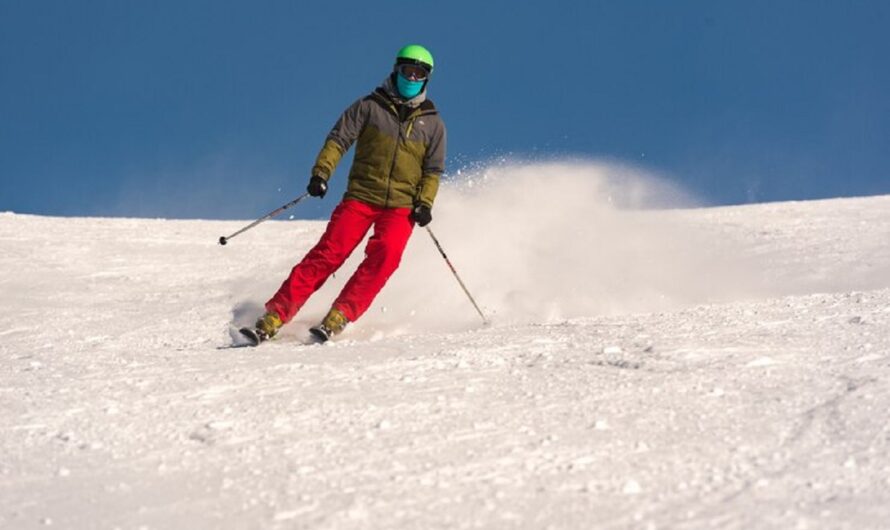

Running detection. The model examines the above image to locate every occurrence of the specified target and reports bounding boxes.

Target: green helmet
[395,44,434,73]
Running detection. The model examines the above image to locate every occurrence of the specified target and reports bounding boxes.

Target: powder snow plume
[331,159,769,335]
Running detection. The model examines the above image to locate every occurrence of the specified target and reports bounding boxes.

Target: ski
[227,326,328,348]
[308,325,331,343]
[216,342,256,350]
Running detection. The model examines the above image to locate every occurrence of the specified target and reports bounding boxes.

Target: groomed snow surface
[2,162,890,529]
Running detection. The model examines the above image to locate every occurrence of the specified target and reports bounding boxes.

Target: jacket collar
[381,75,427,108]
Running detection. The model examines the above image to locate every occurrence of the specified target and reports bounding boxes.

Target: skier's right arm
[311,99,368,182]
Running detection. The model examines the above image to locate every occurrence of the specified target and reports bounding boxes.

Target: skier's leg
[332,207,414,322]
[265,200,376,323]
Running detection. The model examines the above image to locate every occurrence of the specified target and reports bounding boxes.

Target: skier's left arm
[417,120,447,209]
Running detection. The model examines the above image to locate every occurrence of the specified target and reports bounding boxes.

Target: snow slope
[2,163,890,529]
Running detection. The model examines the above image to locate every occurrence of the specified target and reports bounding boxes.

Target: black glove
[411,204,432,227]
[307,176,328,198]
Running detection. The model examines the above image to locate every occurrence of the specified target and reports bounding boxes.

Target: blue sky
[1,1,888,219]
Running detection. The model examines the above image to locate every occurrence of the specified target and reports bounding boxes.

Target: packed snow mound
[3,168,890,529]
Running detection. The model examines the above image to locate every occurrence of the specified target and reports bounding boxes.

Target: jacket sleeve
[312,98,368,181]
[417,118,446,208]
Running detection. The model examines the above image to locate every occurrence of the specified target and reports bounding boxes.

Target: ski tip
[238,327,262,347]
[308,326,330,344]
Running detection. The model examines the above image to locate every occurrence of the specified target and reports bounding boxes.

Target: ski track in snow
[2,171,890,529]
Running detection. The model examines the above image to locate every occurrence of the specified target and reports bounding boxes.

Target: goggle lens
[398,64,429,81]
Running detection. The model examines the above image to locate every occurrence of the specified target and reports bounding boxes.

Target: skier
[243,44,446,344]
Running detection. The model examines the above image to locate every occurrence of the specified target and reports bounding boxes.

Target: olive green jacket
[311,77,447,209]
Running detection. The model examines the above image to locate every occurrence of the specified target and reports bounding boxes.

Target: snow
[2,162,890,528]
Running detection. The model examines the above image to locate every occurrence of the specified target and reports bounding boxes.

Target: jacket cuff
[310,167,331,180]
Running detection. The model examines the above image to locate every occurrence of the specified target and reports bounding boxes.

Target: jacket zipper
[381,99,430,208]
[384,105,420,208]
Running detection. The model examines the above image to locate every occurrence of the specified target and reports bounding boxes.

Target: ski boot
[239,312,282,346]
[309,307,349,343]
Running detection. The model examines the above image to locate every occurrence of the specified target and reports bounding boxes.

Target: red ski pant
[265,199,415,323]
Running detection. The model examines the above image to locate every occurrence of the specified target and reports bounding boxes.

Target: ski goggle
[397,63,430,81]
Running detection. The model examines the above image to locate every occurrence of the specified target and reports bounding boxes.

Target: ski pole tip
[218,236,227,246]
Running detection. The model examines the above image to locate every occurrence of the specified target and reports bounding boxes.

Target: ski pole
[218,193,310,245]
[425,226,489,325]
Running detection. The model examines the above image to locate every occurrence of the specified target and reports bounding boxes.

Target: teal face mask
[396,73,425,99]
